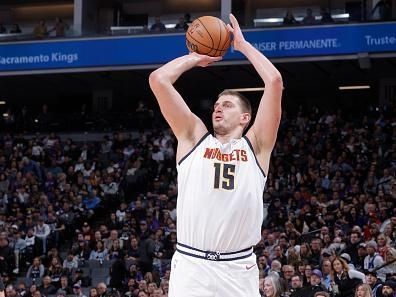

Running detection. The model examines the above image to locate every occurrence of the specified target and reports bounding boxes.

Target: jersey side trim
[242,135,266,178]
[178,132,210,165]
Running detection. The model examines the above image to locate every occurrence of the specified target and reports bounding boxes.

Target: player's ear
[241,113,251,125]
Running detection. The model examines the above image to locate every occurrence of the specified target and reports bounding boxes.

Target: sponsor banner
[0,22,395,72]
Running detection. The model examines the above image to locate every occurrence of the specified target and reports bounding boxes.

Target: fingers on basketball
[186,16,231,57]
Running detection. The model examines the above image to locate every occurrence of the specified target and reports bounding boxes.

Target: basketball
[186,16,231,57]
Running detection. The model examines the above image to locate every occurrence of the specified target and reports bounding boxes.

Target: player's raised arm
[149,53,221,143]
[227,14,283,174]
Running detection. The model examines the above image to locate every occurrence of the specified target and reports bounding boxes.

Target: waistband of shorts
[176,242,253,261]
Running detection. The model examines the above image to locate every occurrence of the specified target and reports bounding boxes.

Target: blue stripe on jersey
[178,132,210,165]
[242,135,266,178]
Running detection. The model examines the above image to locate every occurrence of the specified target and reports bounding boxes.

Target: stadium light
[338,85,371,90]
[2,113,8,117]
[0,101,5,105]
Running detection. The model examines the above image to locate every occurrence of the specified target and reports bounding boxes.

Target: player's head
[213,90,252,135]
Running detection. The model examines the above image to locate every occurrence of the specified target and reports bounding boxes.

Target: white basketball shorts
[168,250,260,297]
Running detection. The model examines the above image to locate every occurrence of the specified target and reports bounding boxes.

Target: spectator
[283,10,299,25]
[96,282,108,297]
[174,16,188,31]
[63,252,78,273]
[33,217,50,255]
[290,274,304,297]
[89,240,107,261]
[301,269,328,297]
[364,240,385,279]
[302,8,317,25]
[89,287,99,297]
[365,270,383,297]
[150,16,166,32]
[331,257,365,297]
[263,273,283,297]
[381,281,396,297]
[49,17,69,37]
[11,227,26,274]
[9,24,21,34]
[321,260,332,290]
[382,248,396,278]
[72,283,87,297]
[320,8,334,23]
[57,275,73,295]
[33,19,48,39]
[26,257,45,279]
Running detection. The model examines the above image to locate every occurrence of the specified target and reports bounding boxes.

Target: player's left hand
[227,13,247,52]
[189,52,222,67]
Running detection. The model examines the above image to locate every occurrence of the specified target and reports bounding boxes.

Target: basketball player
[149,14,283,297]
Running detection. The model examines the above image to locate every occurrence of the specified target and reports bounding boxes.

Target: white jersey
[176,133,267,252]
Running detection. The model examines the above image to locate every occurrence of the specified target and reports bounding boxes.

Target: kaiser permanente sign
[0,22,395,74]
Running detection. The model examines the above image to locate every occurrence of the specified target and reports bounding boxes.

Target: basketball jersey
[176,133,267,252]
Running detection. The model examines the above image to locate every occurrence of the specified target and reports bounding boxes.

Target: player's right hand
[189,52,222,67]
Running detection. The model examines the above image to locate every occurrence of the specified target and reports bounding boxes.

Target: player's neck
[214,131,243,144]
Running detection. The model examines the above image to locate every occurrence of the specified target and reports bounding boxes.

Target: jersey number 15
[213,163,235,190]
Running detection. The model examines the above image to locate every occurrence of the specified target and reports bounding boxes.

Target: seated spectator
[365,270,382,297]
[355,284,374,297]
[303,8,316,25]
[11,227,26,274]
[33,217,50,255]
[83,190,101,212]
[89,240,108,261]
[263,273,283,297]
[9,24,21,34]
[72,283,87,297]
[320,8,334,23]
[46,257,63,285]
[363,240,385,280]
[107,239,124,260]
[33,19,48,39]
[63,252,78,274]
[175,16,188,31]
[301,269,328,297]
[57,275,73,295]
[89,287,99,297]
[26,257,45,279]
[381,281,396,297]
[331,257,365,297]
[382,248,396,279]
[71,268,91,287]
[290,274,304,297]
[39,275,57,296]
[283,10,299,25]
[49,17,69,37]
[150,16,166,32]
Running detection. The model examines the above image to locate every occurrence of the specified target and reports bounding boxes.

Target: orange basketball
[186,16,231,57]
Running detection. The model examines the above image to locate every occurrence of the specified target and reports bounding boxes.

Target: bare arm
[149,54,221,145]
[227,14,283,174]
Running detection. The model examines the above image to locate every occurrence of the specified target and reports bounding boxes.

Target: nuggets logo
[203,148,248,162]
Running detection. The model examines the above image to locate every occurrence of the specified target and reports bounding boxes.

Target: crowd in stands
[0,17,68,39]
[0,103,394,297]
